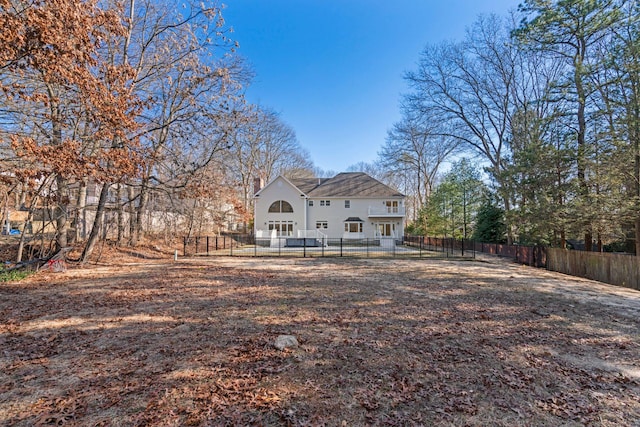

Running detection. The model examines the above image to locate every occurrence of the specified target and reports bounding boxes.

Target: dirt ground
[1,250,639,426]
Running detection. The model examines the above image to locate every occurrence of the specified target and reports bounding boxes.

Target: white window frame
[344,222,363,233]
[268,220,294,237]
[268,200,294,213]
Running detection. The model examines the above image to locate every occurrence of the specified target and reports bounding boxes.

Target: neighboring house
[254,172,405,245]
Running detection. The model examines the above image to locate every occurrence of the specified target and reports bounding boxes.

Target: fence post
[340,238,343,257]
[183,236,187,256]
[322,236,325,257]
[303,236,307,258]
[461,238,464,257]
[195,236,199,254]
[206,236,209,255]
[254,237,257,257]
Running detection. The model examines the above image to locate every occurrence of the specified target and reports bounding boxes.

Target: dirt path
[1,255,639,426]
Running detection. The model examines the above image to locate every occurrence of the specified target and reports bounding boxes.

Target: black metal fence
[180,234,557,266]
[182,234,476,258]
[181,234,640,289]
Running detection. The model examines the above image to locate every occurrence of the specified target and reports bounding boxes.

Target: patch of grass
[0,266,33,282]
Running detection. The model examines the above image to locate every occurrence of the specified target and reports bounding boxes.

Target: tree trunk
[128,185,136,241]
[18,183,27,208]
[16,209,34,263]
[72,178,87,243]
[635,217,640,256]
[81,183,110,263]
[502,194,514,245]
[634,112,640,256]
[574,53,592,252]
[54,174,70,250]
[130,178,149,246]
[116,183,124,246]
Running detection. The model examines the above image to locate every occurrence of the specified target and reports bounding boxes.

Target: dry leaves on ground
[1,254,639,426]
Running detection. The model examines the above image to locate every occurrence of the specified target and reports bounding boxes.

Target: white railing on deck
[368,206,406,216]
[374,231,398,239]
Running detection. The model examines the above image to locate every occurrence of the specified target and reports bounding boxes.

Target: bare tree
[1,0,139,257]
[79,0,248,259]
[381,112,459,224]
[404,15,518,241]
[225,105,314,228]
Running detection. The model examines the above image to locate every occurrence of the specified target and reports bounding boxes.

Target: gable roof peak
[257,172,404,199]
[304,172,403,198]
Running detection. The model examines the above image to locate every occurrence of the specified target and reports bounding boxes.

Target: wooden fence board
[547,249,639,290]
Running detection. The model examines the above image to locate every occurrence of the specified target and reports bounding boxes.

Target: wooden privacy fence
[470,241,547,268]
[546,248,640,290]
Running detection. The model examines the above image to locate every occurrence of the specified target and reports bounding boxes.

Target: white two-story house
[254,172,405,245]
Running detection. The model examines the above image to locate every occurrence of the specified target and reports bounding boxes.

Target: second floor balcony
[368,206,406,217]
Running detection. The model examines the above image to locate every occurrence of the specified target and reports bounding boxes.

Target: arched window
[268,200,293,213]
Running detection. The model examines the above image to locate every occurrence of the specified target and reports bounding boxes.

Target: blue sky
[222,1,521,173]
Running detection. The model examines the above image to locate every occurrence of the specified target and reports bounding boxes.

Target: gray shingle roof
[287,178,330,195]
[289,172,403,198]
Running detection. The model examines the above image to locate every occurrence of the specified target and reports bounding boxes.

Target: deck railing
[368,206,406,216]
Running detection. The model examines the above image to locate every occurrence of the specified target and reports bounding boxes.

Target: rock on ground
[274,335,298,350]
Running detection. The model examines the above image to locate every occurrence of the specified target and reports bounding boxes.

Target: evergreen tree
[473,201,507,243]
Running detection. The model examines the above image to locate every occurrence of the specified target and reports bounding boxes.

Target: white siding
[254,176,306,235]
[306,197,404,239]
[254,176,406,239]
